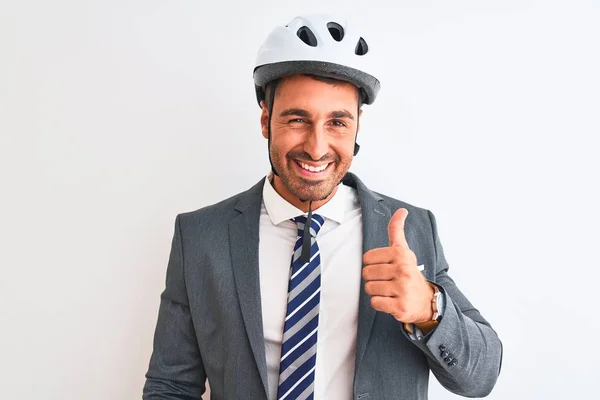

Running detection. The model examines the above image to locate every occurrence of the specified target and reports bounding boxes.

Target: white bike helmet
[253,14,381,106]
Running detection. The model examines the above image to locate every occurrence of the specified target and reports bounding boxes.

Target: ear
[260,100,269,139]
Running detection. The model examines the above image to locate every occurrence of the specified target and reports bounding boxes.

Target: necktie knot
[294,214,325,238]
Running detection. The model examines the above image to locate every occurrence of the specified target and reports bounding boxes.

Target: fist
[362,208,434,324]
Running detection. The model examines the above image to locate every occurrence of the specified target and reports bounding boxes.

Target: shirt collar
[262,173,348,225]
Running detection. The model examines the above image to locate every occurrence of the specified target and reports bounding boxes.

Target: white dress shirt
[259,175,363,400]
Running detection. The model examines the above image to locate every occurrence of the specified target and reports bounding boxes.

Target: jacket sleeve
[143,215,207,399]
[405,210,503,397]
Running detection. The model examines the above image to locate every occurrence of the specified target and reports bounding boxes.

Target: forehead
[275,74,359,110]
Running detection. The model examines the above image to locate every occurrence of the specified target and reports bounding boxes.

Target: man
[143,14,502,400]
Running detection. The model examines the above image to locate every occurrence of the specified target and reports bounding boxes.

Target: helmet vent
[297,26,318,47]
[327,22,344,41]
[355,37,368,55]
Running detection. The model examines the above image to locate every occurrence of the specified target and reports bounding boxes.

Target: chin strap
[300,201,313,263]
[267,80,280,177]
[353,93,362,156]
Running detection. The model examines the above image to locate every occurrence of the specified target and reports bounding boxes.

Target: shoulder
[176,178,264,231]
[375,191,430,217]
[344,172,434,228]
[375,191,434,229]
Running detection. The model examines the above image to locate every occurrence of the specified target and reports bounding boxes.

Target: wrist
[415,282,441,332]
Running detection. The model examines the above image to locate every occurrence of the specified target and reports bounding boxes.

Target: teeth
[300,162,328,172]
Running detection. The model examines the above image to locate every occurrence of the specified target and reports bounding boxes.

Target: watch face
[435,293,443,321]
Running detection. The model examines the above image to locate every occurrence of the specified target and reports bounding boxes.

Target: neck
[272,175,338,212]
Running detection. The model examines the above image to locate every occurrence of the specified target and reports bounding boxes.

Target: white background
[1,0,599,399]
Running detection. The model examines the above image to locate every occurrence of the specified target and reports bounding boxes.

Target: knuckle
[390,262,403,275]
[393,264,409,278]
[391,247,403,259]
[397,265,411,278]
[393,311,406,321]
[391,249,416,268]
[396,301,408,316]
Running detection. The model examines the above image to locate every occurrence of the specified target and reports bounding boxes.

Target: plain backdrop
[1,0,599,399]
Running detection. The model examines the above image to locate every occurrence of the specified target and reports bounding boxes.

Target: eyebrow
[279,108,355,120]
[328,110,355,121]
[279,108,310,118]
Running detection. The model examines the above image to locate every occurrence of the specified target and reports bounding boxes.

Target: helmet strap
[353,90,363,156]
[267,80,280,176]
[300,201,314,263]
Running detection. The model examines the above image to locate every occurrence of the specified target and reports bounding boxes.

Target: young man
[143,14,502,400]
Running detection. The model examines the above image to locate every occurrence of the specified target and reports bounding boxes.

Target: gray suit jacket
[143,173,502,400]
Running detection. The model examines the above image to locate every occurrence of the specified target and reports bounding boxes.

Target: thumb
[388,208,409,248]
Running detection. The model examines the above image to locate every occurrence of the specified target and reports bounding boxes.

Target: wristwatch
[404,283,443,334]
[417,283,442,331]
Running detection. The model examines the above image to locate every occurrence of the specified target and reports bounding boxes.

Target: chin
[274,159,350,202]
[289,178,337,202]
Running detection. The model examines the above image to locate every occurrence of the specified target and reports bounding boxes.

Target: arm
[405,210,503,397]
[143,215,207,399]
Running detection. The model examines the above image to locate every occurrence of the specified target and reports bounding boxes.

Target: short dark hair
[263,74,362,110]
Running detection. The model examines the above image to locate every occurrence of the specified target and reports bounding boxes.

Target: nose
[303,125,328,161]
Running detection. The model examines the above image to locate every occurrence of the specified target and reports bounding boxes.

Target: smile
[296,161,330,173]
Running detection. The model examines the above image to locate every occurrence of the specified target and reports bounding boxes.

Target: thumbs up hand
[362,208,435,324]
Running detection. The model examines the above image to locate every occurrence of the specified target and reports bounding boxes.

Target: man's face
[261,74,361,203]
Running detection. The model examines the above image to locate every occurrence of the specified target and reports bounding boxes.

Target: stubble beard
[271,150,351,203]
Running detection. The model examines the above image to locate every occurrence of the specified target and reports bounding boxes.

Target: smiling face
[260,74,361,210]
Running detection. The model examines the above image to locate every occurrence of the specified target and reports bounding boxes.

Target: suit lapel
[229,179,269,397]
[343,174,392,368]
[228,174,391,395]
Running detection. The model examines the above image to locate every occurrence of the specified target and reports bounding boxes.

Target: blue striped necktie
[277,213,325,400]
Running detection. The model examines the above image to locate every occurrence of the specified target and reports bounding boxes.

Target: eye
[330,119,347,127]
[289,118,306,124]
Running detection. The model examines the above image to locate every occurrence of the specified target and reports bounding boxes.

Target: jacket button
[444,356,453,363]
[450,360,458,366]
[439,345,447,352]
[441,351,449,358]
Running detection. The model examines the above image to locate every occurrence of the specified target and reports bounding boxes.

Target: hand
[362,208,434,324]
